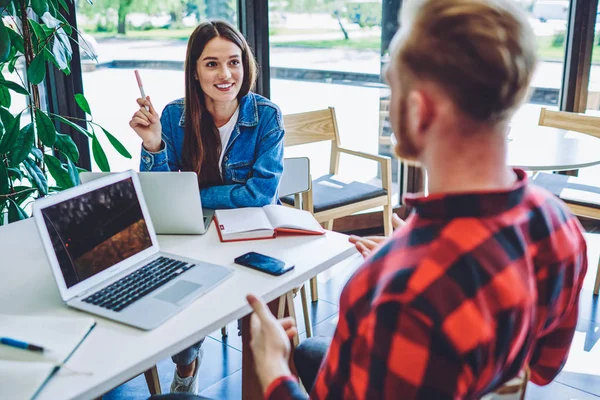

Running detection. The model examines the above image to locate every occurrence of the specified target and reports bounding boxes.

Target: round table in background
[507,125,600,172]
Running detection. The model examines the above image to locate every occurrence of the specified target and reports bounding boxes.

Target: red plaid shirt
[266,169,587,400]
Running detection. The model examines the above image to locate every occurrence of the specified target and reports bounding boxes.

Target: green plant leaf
[0,85,10,108]
[0,117,3,143]
[0,161,8,195]
[7,167,23,181]
[0,109,21,154]
[57,0,70,14]
[8,198,28,222]
[92,134,109,172]
[75,93,91,114]
[27,53,47,85]
[12,187,37,206]
[52,31,71,71]
[55,133,78,162]
[45,153,73,189]
[34,109,56,146]
[23,158,48,195]
[8,55,21,73]
[7,28,24,54]
[31,0,49,17]
[28,20,46,51]
[54,10,72,34]
[51,114,91,138]
[0,79,29,95]
[101,127,132,159]
[30,147,43,162]
[9,123,35,165]
[66,157,79,186]
[0,18,11,63]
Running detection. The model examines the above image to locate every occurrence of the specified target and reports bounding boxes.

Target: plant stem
[18,0,45,173]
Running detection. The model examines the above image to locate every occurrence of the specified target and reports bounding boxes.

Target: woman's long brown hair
[182,20,257,188]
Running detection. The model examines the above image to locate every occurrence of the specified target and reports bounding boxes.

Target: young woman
[129,20,285,394]
[130,21,284,210]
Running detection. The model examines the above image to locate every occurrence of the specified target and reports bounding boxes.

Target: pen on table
[0,337,45,353]
[134,69,149,111]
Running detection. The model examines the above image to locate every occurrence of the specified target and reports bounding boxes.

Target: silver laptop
[79,171,213,235]
[32,170,233,330]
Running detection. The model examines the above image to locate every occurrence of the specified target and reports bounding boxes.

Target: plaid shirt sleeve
[528,216,588,385]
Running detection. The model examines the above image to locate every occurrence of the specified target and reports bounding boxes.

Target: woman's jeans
[171,338,205,366]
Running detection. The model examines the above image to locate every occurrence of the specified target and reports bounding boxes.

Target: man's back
[311,170,587,399]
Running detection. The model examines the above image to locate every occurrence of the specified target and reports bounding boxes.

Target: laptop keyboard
[82,256,196,312]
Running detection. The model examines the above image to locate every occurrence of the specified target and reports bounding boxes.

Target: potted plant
[0,0,131,224]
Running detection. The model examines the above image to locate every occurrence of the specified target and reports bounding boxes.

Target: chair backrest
[283,108,340,147]
[539,108,600,139]
[279,157,310,197]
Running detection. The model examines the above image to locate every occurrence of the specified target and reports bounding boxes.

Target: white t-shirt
[218,107,239,175]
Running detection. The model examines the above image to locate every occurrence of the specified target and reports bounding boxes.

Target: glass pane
[269,4,401,204]
[76,0,238,172]
[512,0,571,125]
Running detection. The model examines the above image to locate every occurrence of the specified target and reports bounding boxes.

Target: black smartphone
[234,252,294,276]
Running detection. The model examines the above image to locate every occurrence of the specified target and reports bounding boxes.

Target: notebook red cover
[213,206,325,243]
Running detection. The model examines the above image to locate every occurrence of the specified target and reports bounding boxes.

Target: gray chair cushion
[281,174,387,213]
[532,172,600,208]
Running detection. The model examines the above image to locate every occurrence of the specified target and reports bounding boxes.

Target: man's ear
[407,90,434,137]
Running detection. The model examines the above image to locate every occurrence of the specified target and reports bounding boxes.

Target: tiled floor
[106,233,600,400]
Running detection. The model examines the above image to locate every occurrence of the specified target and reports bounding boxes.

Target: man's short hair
[395,0,537,124]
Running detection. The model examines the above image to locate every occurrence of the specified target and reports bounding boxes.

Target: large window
[268,0,574,204]
[75,0,238,172]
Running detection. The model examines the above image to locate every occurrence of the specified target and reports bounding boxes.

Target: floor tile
[526,381,600,399]
[199,369,242,400]
[103,336,241,399]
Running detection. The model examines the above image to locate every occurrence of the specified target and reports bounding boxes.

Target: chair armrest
[337,147,391,164]
[337,147,393,191]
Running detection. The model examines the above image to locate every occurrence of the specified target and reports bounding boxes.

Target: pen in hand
[1,337,45,353]
[134,69,149,111]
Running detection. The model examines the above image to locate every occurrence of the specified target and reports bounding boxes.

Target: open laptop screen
[39,177,152,288]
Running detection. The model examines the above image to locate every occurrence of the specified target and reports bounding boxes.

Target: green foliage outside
[344,2,380,28]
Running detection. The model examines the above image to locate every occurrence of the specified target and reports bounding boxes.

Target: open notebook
[0,315,96,400]
[214,205,325,242]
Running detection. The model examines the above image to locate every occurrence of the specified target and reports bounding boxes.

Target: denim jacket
[140,92,284,209]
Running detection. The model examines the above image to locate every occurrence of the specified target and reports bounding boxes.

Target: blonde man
[246,0,588,399]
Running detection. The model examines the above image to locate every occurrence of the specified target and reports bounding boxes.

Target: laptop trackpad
[155,280,203,304]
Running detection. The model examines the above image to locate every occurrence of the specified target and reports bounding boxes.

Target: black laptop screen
[41,177,153,288]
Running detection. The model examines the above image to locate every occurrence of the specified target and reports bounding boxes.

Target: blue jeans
[171,338,205,366]
[293,336,332,392]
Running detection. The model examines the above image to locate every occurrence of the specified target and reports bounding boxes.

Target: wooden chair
[480,367,530,400]
[533,108,600,293]
[281,108,393,301]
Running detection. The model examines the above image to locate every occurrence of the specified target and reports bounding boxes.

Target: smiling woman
[127,20,285,395]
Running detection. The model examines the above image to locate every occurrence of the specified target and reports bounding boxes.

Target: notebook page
[263,205,324,233]
[215,208,273,234]
[0,315,95,363]
[0,360,56,400]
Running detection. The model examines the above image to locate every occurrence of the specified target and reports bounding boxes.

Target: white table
[507,125,600,171]
[0,218,356,400]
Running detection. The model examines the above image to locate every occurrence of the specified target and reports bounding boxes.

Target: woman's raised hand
[129,96,162,152]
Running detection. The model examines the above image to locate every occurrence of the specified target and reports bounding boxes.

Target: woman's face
[196,37,244,108]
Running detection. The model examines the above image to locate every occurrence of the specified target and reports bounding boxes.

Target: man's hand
[247,294,297,393]
[349,214,406,258]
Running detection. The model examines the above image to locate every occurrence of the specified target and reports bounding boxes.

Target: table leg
[242,293,298,400]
